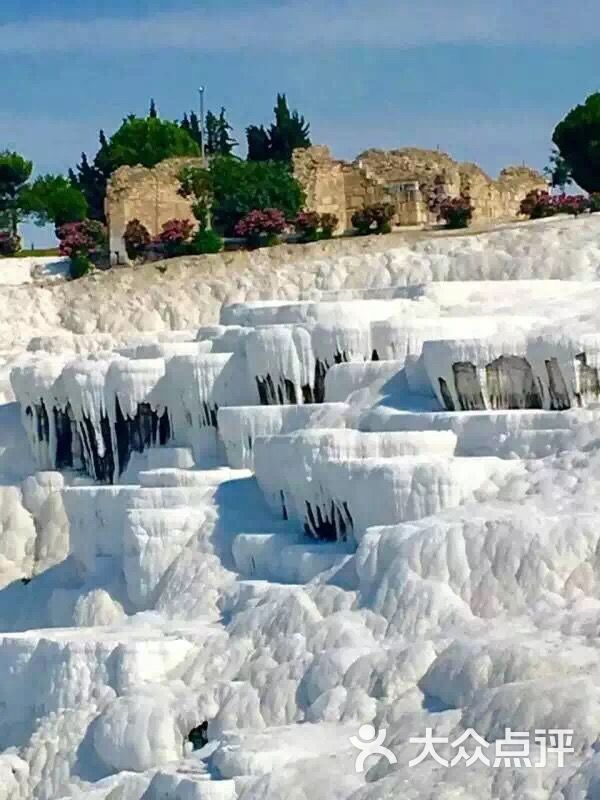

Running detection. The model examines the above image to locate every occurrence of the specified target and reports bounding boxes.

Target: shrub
[180,157,305,235]
[0,230,21,256]
[57,219,107,263]
[188,228,223,255]
[70,254,92,279]
[295,211,339,242]
[351,203,395,235]
[590,193,600,213]
[320,213,339,239]
[155,218,194,257]
[519,190,557,220]
[234,208,287,248]
[554,193,590,216]
[439,194,474,229]
[123,219,151,261]
[295,211,321,242]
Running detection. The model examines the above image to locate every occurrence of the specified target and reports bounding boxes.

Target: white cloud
[1,1,599,55]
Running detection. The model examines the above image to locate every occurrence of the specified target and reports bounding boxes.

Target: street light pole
[198,86,206,166]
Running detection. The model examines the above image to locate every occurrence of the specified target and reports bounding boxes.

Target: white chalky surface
[1,217,600,798]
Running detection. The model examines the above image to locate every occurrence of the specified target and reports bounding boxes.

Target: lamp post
[198,86,206,167]
[198,85,212,230]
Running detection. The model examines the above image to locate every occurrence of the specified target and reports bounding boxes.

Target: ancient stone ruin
[105,146,546,260]
[292,145,547,232]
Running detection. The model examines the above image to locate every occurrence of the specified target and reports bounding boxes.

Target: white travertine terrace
[3,218,600,798]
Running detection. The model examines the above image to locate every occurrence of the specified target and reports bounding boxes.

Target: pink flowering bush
[57,219,107,277]
[351,203,395,235]
[155,218,194,256]
[519,190,557,220]
[554,193,590,216]
[295,211,339,242]
[0,231,20,256]
[234,208,287,247]
[123,219,151,261]
[439,194,474,229]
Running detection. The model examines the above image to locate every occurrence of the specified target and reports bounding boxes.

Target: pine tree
[246,125,271,162]
[205,111,219,156]
[216,108,237,156]
[149,98,158,118]
[180,111,203,149]
[246,94,311,162]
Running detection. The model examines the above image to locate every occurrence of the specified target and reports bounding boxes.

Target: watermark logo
[349,724,398,773]
[351,726,574,772]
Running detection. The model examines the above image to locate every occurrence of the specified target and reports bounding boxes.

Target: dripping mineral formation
[2,216,600,798]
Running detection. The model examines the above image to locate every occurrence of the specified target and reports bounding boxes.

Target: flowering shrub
[439,194,474,229]
[351,203,395,235]
[520,190,595,219]
[57,220,107,277]
[123,219,151,261]
[519,190,557,220]
[155,218,194,256]
[234,208,287,247]
[295,211,321,242]
[590,194,600,213]
[0,231,20,256]
[554,193,590,216]
[295,211,339,242]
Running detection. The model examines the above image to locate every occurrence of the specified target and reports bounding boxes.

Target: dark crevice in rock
[314,360,328,404]
[54,406,74,470]
[438,378,455,411]
[303,499,350,542]
[80,413,115,484]
[114,398,171,476]
[545,358,571,411]
[188,722,209,751]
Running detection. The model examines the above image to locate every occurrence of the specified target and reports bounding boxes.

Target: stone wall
[293,146,546,229]
[106,158,203,263]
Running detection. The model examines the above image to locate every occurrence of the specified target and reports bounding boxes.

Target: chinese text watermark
[351,726,574,773]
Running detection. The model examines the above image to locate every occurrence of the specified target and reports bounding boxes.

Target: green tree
[205,111,219,156]
[247,94,311,162]
[181,112,203,149]
[0,151,33,235]
[70,130,112,222]
[246,125,271,162]
[544,147,572,190]
[216,108,237,156]
[149,98,158,119]
[180,156,305,235]
[182,107,236,157]
[553,93,600,193]
[21,174,88,231]
[101,115,200,173]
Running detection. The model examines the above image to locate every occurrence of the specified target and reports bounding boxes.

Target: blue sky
[2,0,600,246]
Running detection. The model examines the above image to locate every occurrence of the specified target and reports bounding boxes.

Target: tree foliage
[179,156,305,234]
[553,93,600,193]
[21,174,88,230]
[246,94,311,162]
[100,116,200,173]
[0,151,33,235]
[181,107,237,157]
[70,131,111,222]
